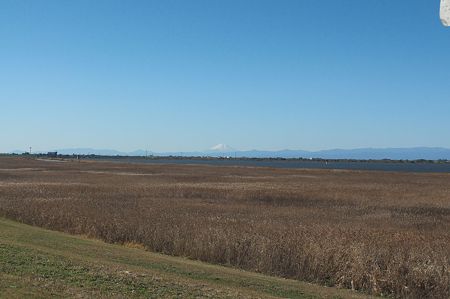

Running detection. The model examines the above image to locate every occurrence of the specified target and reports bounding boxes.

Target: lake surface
[93,157,450,173]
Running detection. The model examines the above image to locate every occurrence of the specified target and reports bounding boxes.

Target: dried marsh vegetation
[0,157,449,298]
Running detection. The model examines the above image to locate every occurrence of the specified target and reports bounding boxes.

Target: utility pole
[29,147,32,155]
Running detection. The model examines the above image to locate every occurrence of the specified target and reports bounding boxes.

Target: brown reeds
[0,157,449,298]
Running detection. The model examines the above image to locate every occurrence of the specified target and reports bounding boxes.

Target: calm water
[93,157,450,173]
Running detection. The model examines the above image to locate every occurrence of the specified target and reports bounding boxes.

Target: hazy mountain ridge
[201,147,450,160]
[9,147,450,160]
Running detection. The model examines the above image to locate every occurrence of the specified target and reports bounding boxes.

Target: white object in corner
[441,0,450,26]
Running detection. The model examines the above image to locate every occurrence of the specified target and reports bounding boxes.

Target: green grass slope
[0,218,373,299]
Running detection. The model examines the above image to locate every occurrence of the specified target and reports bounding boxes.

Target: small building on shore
[47,152,58,158]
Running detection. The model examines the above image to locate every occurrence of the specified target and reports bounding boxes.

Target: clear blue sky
[1,0,449,153]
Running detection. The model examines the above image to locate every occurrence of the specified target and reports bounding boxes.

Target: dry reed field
[0,156,449,298]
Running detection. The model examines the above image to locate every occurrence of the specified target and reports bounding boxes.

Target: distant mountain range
[9,146,450,160]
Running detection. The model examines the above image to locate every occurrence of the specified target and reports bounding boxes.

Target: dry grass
[0,156,449,298]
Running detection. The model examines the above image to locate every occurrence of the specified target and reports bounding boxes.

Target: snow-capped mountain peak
[209,144,234,152]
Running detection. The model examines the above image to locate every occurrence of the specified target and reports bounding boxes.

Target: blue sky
[1,0,449,152]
